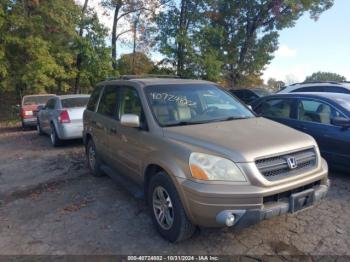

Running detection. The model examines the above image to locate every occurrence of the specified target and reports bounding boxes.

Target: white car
[37,94,90,146]
[278,82,350,94]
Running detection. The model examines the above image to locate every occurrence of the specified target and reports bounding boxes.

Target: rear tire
[50,124,62,147]
[148,172,196,242]
[86,139,104,177]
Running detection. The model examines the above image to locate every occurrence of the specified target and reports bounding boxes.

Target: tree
[305,71,346,82]
[102,0,161,70]
[267,78,285,90]
[156,0,203,78]
[74,0,89,94]
[73,4,112,93]
[0,0,111,96]
[117,52,154,75]
[156,0,334,86]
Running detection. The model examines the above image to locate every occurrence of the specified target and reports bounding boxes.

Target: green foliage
[0,0,111,95]
[156,0,334,87]
[117,52,154,75]
[305,71,346,82]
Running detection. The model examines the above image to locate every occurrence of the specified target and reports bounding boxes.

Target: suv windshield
[145,84,254,127]
[23,95,54,106]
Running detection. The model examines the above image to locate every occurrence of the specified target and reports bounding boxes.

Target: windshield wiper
[164,120,210,127]
[216,116,250,122]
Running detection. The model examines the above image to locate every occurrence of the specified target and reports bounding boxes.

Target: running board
[100,164,144,199]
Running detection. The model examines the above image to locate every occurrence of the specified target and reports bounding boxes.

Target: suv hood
[164,117,316,162]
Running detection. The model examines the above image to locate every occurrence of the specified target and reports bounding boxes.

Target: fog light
[225,214,235,227]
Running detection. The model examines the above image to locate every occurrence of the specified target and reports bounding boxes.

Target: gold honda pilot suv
[83,77,329,242]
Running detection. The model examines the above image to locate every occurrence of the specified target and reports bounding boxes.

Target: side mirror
[331,117,350,128]
[120,114,140,128]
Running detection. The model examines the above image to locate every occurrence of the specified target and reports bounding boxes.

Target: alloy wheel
[153,186,174,230]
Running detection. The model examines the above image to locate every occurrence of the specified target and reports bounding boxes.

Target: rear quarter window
[87,86,102,111]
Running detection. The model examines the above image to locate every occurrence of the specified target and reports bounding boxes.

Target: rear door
[296,98,350,167]
[41,98,56,132]
[93,86,120,163]
[109,86,150,184]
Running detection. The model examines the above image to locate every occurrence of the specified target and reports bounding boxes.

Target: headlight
[189,152,246,181]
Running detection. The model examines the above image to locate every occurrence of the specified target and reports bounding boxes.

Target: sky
[78,0,350,84]
[263,0,350,84]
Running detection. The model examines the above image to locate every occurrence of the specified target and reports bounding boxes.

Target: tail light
[58,110,70,123]
[21,109,33,118]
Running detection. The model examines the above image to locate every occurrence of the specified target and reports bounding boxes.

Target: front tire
[148,172,195,242]
[50,124,62,147]
[86,139,104,177]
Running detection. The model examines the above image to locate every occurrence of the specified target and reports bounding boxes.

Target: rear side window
[61,97,89,108]
[298,99,342,125]
[97,86,119,117]
[46,99,56,109]
[323,86,350,94]
[87,86,102,111]
[255,98,295,119]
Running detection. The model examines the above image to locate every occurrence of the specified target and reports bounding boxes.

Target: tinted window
[256,99,294,119]
[97,86,119,117]
[61,97,89,108]
[298,99,342,125]
[145,84,254,126]
[87,86,102,111]
[292,86,324,92]
[230,90,247,99]
[46,99,56,109]
[323,86,350,94]
[119,87,144,120]
[22,95,54,106]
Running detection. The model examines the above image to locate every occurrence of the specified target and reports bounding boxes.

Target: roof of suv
[279,81,350,93]
[99,78,214,87]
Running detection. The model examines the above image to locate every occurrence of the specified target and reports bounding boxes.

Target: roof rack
[119,74,181,80]
[289,81,345,86]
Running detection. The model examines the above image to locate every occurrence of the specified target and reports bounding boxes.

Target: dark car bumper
[233,183,328,229]
[22,117,37,127]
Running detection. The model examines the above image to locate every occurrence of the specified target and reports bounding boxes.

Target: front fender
[142,150,197,223]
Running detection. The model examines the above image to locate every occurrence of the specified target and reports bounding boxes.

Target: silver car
[37,94,90,146]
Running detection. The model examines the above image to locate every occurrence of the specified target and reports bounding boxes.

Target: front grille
[255,148,317,181]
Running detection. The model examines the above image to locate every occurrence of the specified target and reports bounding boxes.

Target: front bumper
[180,161,328,228]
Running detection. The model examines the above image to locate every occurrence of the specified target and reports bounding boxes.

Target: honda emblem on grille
[286,156,298,169]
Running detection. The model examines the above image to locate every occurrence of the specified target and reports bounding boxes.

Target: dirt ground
[0,124,350,256]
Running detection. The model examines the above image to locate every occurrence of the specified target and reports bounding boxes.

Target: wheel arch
[142,158,195,224]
